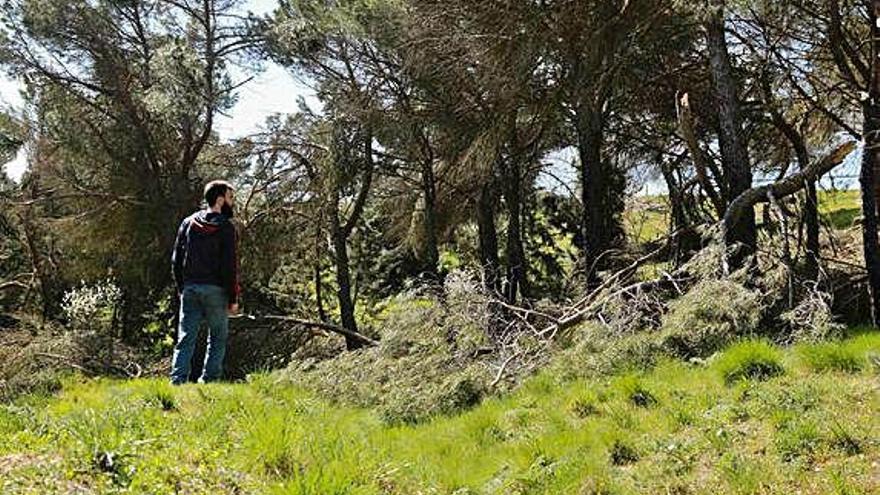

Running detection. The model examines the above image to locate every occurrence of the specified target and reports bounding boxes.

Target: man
[170,180,241,385]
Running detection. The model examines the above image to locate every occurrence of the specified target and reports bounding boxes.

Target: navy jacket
[171,210,241,305]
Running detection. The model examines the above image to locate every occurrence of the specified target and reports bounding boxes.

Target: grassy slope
[624,189,862,244]
[2,334,879,494]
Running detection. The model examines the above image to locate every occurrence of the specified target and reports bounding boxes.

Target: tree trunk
[577,106,606,284]
[576,104,624,283]
[705,3,755,267]
[326,131,374,351]
[860,0,880,327]
[659,155,689,266]
[421,157,440,280]
[330,216,361,350]
[314,224,327,323]
[18,209,53,318]
[501,153,527,303]
[804,180,820,278]
[476,182,500,294]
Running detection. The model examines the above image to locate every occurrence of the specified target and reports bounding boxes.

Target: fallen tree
[722,140,857,269]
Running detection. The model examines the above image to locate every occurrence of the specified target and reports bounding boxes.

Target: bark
[476,181,501,294]
[705,3,755,266]
[804,181,820,278]
[501,153,527,303]
[677,92,726,218]
[658,155,693,266]
[329,132,375,351]
[860,0,880,327]
[576,104,622,283]
[420,156,440,279]
[314,222,327,323]
[330,209,360,350]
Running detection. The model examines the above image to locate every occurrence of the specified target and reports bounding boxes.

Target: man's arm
[220,221,241,306]
[171,218,188,294]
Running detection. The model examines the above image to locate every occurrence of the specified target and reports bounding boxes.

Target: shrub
[61,279,122,371]
[660,280,763,359]
[548,326,665,383]
[797,343,863,373]
[715,340,785,385]
[0,316,81,402]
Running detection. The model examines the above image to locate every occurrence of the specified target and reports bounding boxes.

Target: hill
[2,333,878,494]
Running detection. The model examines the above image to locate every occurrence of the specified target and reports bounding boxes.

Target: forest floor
[1,333,879,494]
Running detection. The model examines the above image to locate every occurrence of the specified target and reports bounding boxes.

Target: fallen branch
[723,141,857,241]
[489,350,523,388]
[253,314,379,347]
[0,280,30,292]
[539,275,688,339]
[33,352,90,373]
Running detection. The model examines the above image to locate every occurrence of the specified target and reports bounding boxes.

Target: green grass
[818,190,861,230]
[623,189,862,244]
[2,334,880,494]
[714,340,785,385]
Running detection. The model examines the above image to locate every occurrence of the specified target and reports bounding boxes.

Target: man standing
[170,180,241,384]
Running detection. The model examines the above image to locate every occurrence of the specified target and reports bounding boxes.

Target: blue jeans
[170,283,229,384]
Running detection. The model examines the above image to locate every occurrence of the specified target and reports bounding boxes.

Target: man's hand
[227,303,239,316]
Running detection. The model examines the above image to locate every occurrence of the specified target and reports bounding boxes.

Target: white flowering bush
[62,279,121,336]
[61,279,122,369]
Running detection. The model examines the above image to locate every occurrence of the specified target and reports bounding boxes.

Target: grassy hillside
[624,189,862,244]
[2,333,879,494]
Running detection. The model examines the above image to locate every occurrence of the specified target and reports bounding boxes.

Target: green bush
[715,340,785,385]
[660,280,763,359]
[797,342,863,373]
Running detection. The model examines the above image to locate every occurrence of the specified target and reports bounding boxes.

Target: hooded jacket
[171,209,241,305]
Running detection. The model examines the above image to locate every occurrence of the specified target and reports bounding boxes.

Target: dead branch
[256,314,379,347]
[677,92,726,218]
[0,280,31,292]
[33,352,90,373]
[489,350,522,388]
[723,141,857,241]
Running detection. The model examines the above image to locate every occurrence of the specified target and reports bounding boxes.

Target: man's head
[204,180,235,218]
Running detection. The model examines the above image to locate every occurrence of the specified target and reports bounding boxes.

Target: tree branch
[723,140,857,237]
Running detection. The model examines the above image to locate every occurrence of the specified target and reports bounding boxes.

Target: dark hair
[204,180,234,207]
